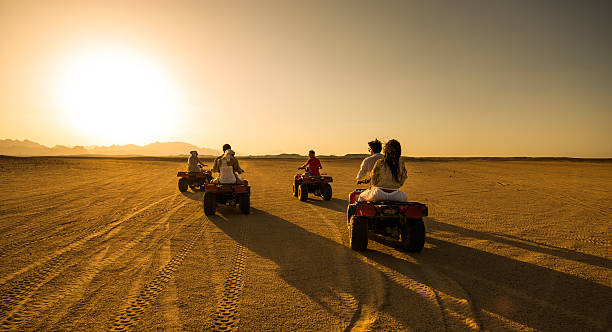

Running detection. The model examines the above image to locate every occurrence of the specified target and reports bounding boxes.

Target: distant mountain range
[2,140,609,160]
[0,139,220,157]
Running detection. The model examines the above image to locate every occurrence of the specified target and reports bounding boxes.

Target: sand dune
[0,157,609,330]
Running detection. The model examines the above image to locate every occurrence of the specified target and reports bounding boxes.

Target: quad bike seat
[359,200,418,206]
[177,171,209,178]
[300,175,332,181]
[352,201,428,218]
[211,179,249,186]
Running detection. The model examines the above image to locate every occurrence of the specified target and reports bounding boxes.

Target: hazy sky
[1,0,611,156]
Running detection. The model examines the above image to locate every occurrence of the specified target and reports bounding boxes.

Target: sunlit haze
[1,0,610,156]
[53,46,184,145]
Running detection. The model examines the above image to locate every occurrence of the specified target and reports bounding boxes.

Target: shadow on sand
[204,208,610,331]
[181,191,203,202]
[367,218,611,330]
[302,197,348,214]
[427,218,612,270]
[207,208,439,330]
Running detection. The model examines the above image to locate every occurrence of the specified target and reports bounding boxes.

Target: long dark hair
[383,139,402,182]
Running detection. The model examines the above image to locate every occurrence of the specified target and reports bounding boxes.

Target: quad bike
[292,167,333,202]
[177,165,213,192]
[203,180,251,215]
[346,180,428,252]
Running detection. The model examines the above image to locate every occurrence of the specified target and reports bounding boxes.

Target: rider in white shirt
[356,139,384,182]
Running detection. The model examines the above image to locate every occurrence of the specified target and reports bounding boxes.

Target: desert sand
[0,157,610,331]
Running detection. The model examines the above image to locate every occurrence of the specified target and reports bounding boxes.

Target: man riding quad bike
[203,144,251,215]
[292,149,333,201]
[178,151,212,192]
[292,168,333,201]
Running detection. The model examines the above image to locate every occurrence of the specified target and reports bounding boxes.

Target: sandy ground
[0,157,610,331]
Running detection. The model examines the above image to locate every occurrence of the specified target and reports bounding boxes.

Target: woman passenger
[358,139,408,202]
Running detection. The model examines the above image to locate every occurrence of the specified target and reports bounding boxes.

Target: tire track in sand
[305,204,385,331]
[416,259,481,331]
[365,237,481,331]
[0,193,178,288]
[211,219,249,332]
[0,187,159,259]
[354,252,447,330]
[38,201,193,330]
[0,198,189,330]
[109,218,205,331]
[157,209,189,332]
[0,246,108,331]
[433,261,606,331]
[309,196,480,331]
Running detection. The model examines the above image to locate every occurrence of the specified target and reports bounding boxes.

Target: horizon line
[1,154,611,161]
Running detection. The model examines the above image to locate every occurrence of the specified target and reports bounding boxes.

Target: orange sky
[1,0,611,157]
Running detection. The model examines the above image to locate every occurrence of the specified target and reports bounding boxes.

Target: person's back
[356,139,383,181]
[371,158,407,189]
[300,150,322,176]
[212,144,244,184]
[217,155,237,183]
[358,139,408,202]
[306,156,321,176]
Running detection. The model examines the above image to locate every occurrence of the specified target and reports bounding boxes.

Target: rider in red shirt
[299,150,322,176]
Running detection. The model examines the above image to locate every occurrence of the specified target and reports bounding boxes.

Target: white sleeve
[356,159,368,180]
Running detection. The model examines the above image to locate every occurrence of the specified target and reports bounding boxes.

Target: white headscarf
[223,149,235,162]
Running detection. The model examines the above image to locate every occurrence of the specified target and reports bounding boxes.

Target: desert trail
[0,157,610,331]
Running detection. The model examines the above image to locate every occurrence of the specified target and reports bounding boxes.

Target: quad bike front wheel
[298,184,308,202]
[203,191,216,216]
[322,183,332,201]
[178,178,189,192]
[239,194,250,215]
[349,216,368,251]
[292,181,299,197]
[401,218,425,252]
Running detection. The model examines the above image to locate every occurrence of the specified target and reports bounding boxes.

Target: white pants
[358,187,408,202]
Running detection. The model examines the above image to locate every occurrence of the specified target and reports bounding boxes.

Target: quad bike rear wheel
[298,184,308,201]
[322,183,332,201]
[401,218,425,252]
[346,205,356,223]
[203,191,216,216]
[178,178,189,192]
[239,194,250,215]
[349,216,368,251]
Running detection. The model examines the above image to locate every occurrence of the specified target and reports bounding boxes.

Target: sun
[54,46,184,145]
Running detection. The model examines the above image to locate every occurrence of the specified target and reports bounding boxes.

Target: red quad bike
[203,180,251,215]
[346,180,428,252]
[292,167,333,202]
[177,166,213,192]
